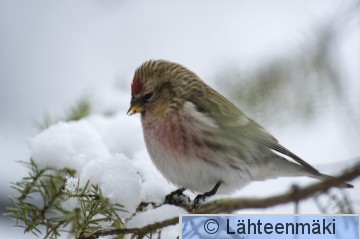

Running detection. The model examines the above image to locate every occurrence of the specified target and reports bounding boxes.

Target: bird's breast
[141,112,191,158]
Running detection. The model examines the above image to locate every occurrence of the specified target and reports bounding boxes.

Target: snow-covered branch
[79,161,360,239]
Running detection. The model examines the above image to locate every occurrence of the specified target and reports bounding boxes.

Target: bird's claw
[164,187,190,206]
[193,194,207,207]
[193,181,223,209]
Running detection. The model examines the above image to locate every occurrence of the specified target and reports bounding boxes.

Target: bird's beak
[127,103,144,116]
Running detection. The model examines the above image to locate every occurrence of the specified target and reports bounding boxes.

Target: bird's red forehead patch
[131,75,144,95]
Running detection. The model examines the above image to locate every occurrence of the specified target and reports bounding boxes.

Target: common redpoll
[127,60,352,203]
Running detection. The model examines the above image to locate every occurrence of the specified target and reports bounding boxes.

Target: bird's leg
[194,181,222,207]
[164,187,190,206]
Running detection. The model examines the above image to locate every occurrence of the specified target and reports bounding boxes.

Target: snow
[26,111,177,218]
[65,175,79,193]
[28,115,182,234]
[126,204,186,239]
[28,121,110,173]
[26,118,143,217]
[127,204,185,228]
[86,113,144,158]
[80,154,141,215]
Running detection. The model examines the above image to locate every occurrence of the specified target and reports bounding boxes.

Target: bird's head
[127,60,202,117]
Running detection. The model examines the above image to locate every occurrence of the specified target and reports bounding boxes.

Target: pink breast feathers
[143,112,191,157]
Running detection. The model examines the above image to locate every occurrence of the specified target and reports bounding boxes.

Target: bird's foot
[193,181,222,208]
[164,187,190,206]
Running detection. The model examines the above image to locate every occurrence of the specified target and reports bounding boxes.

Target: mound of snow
[29,121,110,173]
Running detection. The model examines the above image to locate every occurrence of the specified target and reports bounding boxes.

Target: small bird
[127,60,352,203]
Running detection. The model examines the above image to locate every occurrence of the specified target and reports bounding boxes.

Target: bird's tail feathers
[264,156,353,188]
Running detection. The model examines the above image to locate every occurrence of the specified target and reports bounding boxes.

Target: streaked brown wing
[191,86,320,174]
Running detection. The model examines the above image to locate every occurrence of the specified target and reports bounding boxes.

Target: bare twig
[79,217,178,239]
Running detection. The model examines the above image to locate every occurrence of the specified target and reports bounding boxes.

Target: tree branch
[196,162,360,213]
[82,162,360,239]
[79,217,178,239]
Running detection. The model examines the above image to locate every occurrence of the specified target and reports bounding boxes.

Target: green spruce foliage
[7,160,125,239]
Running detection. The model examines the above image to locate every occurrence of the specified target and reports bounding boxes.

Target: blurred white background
[0,0,359,237]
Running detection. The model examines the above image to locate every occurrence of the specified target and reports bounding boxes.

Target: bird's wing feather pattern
[189,86,320,174]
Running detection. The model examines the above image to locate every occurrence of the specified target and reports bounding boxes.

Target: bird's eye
[144,92,153,101]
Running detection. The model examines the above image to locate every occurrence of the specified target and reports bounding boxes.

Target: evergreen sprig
[6,159,125,239]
